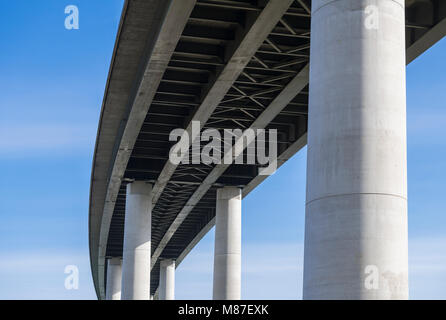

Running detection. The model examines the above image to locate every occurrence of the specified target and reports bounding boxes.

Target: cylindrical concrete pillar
[304,0,408,299]
[213,187,242,300]
[105,257,122,300]
[159,259,175,300]
[121,181,152,300]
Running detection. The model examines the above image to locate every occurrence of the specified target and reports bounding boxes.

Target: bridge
[89,0,446,300]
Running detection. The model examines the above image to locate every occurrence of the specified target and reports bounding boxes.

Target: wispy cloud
[408,112,446,137]
[0,249,96,299]
[409,236,446,299]
[176,236,446,300]
[176,240,303,300]
[0,123,96,157]
[1,237,444,300]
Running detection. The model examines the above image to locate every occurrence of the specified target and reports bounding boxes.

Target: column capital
[216,186,241,200]
[126,181,152,195]
[107,257,122,265]
[160,258,175,267]
[312,0,405,14]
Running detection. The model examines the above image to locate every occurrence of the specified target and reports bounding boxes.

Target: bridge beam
[121,182,153,300]
[213,187,242,300]
[303,0,408,299]
[159,259,175,300]
[150,63,309,271]
[151,0,295,205]
[105,257,122,300]
[150,0,296,272]
[93,0,197,299]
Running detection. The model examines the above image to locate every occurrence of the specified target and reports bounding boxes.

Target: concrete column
[304,0,408,299]
[159,259,175,300]
[121,181,152,300]
[213,187,242,300]
[105,257,122,300]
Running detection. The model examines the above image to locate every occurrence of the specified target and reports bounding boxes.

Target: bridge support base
[303,0,408,299]
[213,187,242,300]
[105,257,122,300]
[159,259,175,300]
[121,181,152,300]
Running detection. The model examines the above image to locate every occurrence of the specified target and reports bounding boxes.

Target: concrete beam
[174,133,308,271]
[150,64,309,269]
[407,17,446,63]
[151,0,295,205]
[93,0,196,299]
[89,0,131,299]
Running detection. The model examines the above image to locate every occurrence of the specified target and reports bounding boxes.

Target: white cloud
[0,250,97,299]
[176,239,303,300]
[176,235,446,300]
[0,123,96,157]
[0,236,444,300]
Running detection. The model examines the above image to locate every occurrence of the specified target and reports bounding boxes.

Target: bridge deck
[89,0,446,298]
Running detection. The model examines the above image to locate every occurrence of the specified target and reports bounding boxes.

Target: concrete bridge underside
[89,0,446,299]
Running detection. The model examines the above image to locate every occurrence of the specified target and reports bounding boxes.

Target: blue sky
[0,1,445,299]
